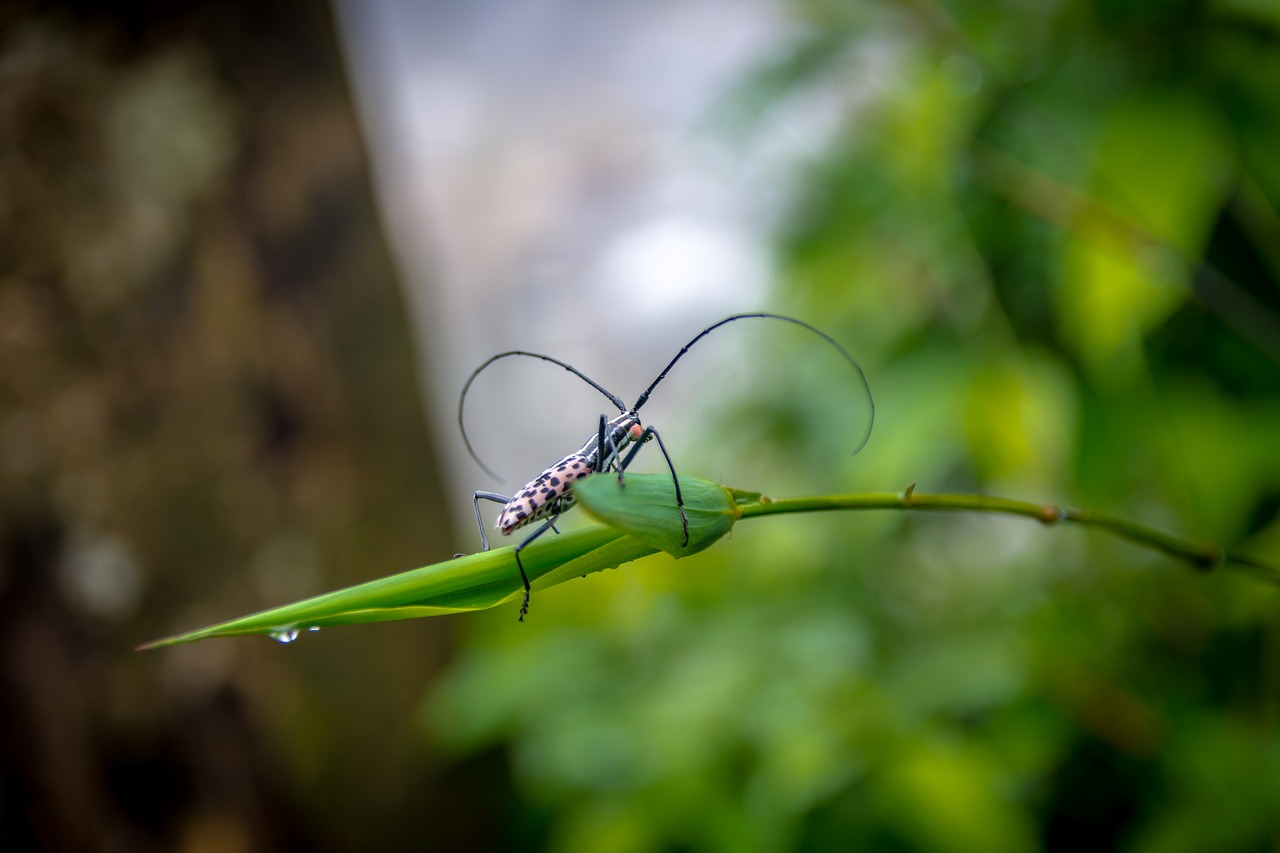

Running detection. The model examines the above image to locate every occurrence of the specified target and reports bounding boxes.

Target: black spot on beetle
[549,477,561,486]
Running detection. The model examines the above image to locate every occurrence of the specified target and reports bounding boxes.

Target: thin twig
[735,486,1276,584]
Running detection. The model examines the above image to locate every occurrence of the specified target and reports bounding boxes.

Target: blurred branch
[973,139,1280,368]
[890,0,1280,365]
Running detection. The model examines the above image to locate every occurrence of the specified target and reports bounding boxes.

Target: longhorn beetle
[458,312,875,620]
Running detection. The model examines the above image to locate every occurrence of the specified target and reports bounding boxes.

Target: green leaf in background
[1060,92,1230,378]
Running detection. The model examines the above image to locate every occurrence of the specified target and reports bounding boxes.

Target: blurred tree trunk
[0,2,480,850]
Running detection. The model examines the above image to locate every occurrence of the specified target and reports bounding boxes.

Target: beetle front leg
[595,414,627,486]
[619,426,688,546]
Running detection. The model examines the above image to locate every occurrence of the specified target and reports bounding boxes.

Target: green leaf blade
[140,524,660,649]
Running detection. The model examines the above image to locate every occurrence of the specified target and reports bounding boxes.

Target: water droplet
[307,626,321,633]
[269,628,300,644]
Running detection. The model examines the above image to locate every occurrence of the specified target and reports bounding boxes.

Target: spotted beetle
[459,312,874,620]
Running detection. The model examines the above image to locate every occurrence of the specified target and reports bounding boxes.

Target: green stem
[735,486,1275,580]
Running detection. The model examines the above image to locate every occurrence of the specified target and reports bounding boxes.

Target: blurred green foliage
[422,2,1280,850]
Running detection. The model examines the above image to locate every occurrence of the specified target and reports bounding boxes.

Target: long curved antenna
[458,350,627,480]
[633,312,876,456]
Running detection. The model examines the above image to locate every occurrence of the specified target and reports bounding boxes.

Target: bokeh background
[3,0,1280,850]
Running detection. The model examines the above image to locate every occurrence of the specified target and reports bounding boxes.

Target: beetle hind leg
[510,513,561,621]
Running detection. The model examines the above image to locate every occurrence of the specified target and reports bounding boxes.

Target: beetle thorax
[578,412,643,467]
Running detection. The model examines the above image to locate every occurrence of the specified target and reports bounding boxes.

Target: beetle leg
[511,513,561,621]
[618,426,688,547]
